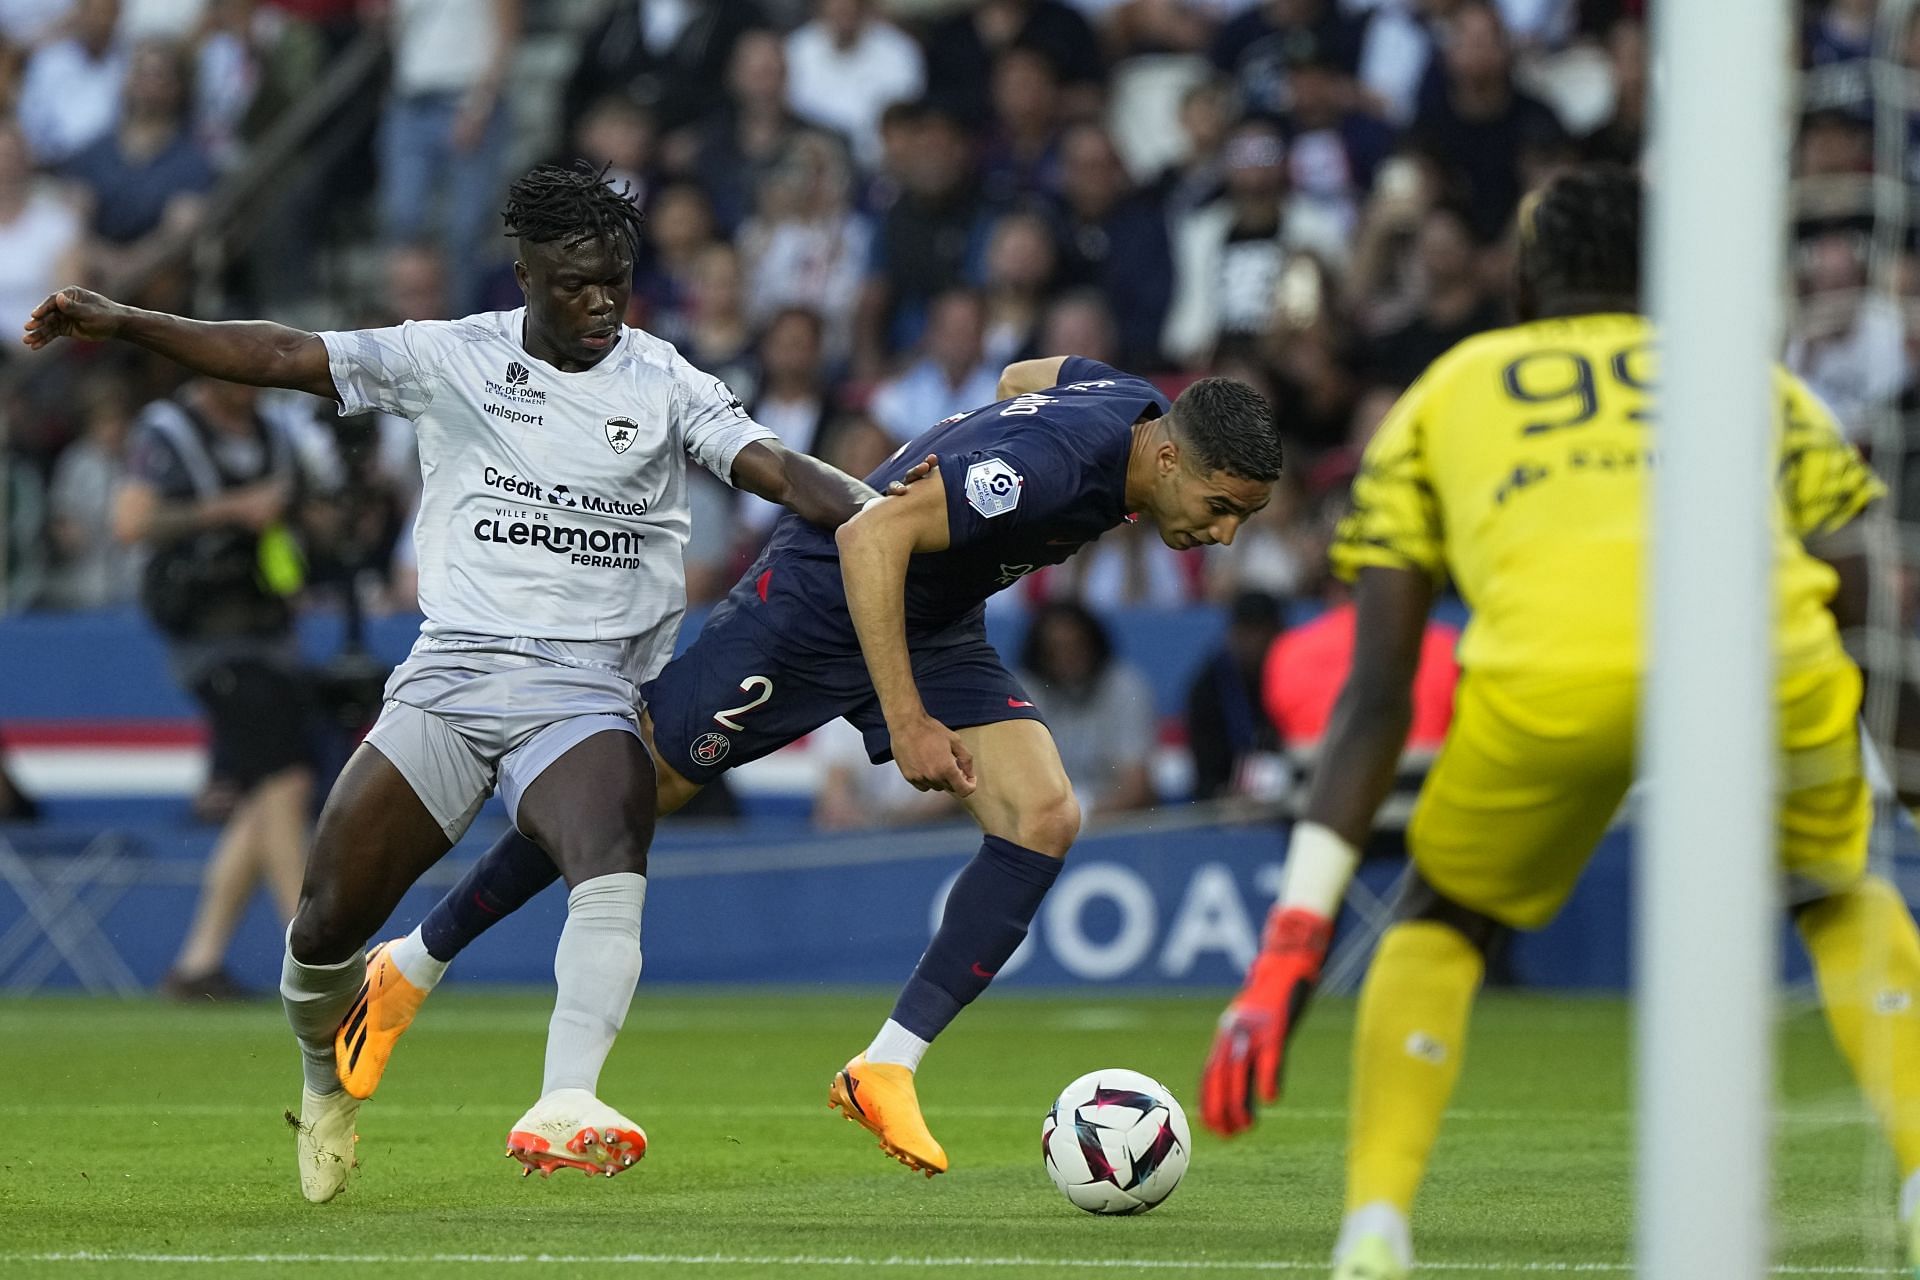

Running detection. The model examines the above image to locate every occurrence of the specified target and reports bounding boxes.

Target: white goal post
[1638,0,1791,1276]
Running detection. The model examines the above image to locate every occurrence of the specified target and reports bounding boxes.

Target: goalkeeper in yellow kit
[1200,164,1920,1278]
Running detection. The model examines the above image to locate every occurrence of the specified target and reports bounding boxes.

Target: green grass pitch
[0,989,1907,1277]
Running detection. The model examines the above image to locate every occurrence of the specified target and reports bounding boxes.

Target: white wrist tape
[1278,821,1361,918]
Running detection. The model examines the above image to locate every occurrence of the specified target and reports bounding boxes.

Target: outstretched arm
[730,442,941,532]
[23,287,338,400]
[1201,565,1434,1137]
[1815,529,1920,810]
[835,470,975,795]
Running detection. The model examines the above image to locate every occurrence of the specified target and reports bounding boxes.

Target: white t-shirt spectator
[868,358,1000,444]
[47,438,137,609]
[1023,660,1158,813]
[392,0,501,96]
[0,190,82,331]
[1786,295,1910,446]
[19,37,127,164]
[0,0,73,43]
[784,17,925,169]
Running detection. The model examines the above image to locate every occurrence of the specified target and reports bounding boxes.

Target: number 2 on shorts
[713,676,774,730]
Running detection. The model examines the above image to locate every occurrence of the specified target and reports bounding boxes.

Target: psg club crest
[691,731,730,767]
[505,360,530,387]
[964,457,1023,519]
[605,417,639,454]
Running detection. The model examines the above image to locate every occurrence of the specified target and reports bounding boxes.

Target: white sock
[865,1019,931,1071]
[542,872,646,1097]
[1902,1168,1920,1223]
[1334,1201,1413,1268]
[389,926,448,991]
[279,929,366,1097]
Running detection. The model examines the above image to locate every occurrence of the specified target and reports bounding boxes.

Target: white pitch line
[0,1253,1902,1275]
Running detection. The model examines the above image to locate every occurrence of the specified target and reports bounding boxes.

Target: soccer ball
[1042,1067,1191,1214]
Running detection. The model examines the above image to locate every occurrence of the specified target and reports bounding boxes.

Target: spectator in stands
[574,93,658,217]
[1211,0,1367,120]
[1806,0,1876,69]
[1186,590,1285,801]
[192,0,264,164]
[857,102,989,369]
[1019,602,1158,815]
[812,716,958,829]
[46,374,138,609]
[1281,33,1397,241]
[743,307,833,534]
[784,0,924,171]
[1352,0,1456,127]
[739,130,870,362]
[1580,15,1645,165]
[64,38,217,288]
[1262,525,1459,754]
[869,288,1000,443]
[1409,0,1565,241]
[381,240,450,323]
[680,30,813,235]
[1164,118,1346,367]
[633,180,718,349]
[923,0,1105,126]
[378,0,515,314]
[19,0,124,165]
[1151,75,1236,225]
[562,0,765,137]
[1788,231,1908,445]
[980,45,1065,206]
[0,122,85,339]
[0,0,72,46]
[1361,203,1503,389]
[682,242,758,403]
[981,209,1057,366]
[117,377,315,1000]
[1046,288,1122,359]
[1052,123,1176,368]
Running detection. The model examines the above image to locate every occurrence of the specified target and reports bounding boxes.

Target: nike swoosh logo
[971,962,998,979]
[1007,698,1034,709]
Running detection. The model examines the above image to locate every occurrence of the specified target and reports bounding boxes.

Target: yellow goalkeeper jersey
[1331,312,1882,678]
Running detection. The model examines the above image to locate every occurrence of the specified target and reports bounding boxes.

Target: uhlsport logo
[691,731,731,767]
[505,361,529,387]
[605,417,639,454]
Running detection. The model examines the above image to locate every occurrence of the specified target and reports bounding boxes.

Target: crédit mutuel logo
[486,360,547,404]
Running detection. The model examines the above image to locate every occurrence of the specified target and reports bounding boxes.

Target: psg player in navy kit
[338,356,1282,1175]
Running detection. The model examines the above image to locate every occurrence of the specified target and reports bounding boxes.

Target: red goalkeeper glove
[1199,905,1333,1137]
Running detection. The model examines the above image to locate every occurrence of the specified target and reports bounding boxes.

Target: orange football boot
[828,1054,949,1176]
[334,941,431,1100]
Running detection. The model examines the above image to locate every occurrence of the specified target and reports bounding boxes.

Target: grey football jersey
[320,310,773,650]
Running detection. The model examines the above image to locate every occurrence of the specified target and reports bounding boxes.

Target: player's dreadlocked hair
[1518,164,1642,309]
[1168,377,1284,482]
[501,162,645,257]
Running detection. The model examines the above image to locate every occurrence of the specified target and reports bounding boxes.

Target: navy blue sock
[418,829,562,962]
[887,836,1063,1040]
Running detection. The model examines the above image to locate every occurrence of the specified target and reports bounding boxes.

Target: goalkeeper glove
[1199,905,1333,1137]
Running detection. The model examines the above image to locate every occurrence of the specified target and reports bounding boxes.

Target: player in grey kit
[22,164,882,1201]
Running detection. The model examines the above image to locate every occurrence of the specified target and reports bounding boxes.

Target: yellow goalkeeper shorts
[1407,659,1869,930]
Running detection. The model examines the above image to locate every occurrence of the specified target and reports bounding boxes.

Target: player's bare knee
[287,899,363,966]
[1016,788,1080,858]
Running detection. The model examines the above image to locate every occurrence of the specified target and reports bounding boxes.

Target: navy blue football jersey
[731,357,1171,652]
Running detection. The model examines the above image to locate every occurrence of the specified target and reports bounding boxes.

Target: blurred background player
[329,357,1283,1178]
[1198,165,1920,1279]
[23,162,884,1204]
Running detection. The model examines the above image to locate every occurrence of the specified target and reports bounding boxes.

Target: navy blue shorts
[643,600,1044,785]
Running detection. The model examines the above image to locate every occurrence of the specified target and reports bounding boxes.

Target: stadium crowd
[0,0,1908,823]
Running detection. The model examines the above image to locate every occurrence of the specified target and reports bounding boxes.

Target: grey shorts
[363,649,643,842]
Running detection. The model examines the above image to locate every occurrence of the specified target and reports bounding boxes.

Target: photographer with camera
[116,376,316,1001]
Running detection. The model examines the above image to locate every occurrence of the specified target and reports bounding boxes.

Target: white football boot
[1332,1236,1410,1280]
[292,1085,360,1203]
[506,1088,647,1178]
